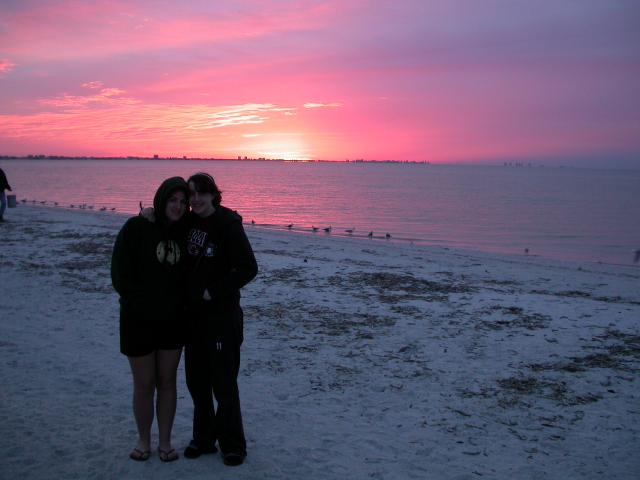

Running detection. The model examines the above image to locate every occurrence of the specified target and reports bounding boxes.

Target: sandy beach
[1,204,638,479]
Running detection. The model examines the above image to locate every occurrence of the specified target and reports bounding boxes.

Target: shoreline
[1,205,639,479]
[7,201,640,269]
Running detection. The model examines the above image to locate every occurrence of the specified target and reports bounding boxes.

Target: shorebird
[524,248,529,255]
[251,219,255,225]
[21,199,27,203]
[70,204,75,208]
[40,201,46,205]
[634,249,640,263]
[312,226,319,232]
[323,226,332,233]
[345,228,355,234]
[54,202,59,206]
[287,224,293,229]
[367,231,373,238]
[111,207,116,211]
[385,233,391,239]
[100,207,106,211]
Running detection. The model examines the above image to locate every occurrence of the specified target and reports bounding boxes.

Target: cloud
[0,86,304,153]
[82,81,105,90]
[192,103,297,129]
[39,86,138,109]
[0,59,16,76]
[0,0,350,60]
[303,102,343,109]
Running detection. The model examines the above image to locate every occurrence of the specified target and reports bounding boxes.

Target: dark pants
[184,307,246,456]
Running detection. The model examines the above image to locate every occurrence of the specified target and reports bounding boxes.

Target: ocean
[1,158,638,265]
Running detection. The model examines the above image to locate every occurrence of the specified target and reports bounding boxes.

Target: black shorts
[120,313,184,357]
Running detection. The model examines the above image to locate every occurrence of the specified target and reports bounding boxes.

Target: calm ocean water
[1,159,639,265]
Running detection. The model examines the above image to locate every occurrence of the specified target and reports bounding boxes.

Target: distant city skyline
[1,1,639,168]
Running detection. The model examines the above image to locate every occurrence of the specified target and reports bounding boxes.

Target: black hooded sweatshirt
[185,205,257,316]
[111,177,189,326]
[0,168,10,191]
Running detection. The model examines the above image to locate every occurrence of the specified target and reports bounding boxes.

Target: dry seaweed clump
[494,375,599,407]
[528,329,640,374]
[329,271,474,294]
[476,305,551,331]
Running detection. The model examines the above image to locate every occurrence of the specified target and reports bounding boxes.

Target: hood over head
[153,176,189,228]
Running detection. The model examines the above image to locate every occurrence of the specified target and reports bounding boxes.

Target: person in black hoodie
[182,172,258,467]
[0,167,11,222]
[111,176,189,463]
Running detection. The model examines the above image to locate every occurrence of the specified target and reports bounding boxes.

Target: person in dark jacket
[0,167,11,222]
[182,172,258,467]
[111,176,189,462]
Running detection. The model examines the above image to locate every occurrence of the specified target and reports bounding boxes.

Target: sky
[0,0,639,166]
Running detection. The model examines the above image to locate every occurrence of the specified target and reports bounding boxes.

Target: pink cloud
[304,102,342,109]
[0,59,16,76]
[39,86,137,109]
[0,0,352,60]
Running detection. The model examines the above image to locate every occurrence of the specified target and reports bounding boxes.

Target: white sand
[1,205,639,479]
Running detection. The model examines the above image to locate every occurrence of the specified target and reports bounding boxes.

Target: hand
[203,289,212,301]
[139,207,155,222]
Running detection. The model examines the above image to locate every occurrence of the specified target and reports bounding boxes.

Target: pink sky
[1,0,639,165]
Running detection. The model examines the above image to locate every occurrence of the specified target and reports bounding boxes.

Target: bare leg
[128,353,157,452]
[156,349,182,452]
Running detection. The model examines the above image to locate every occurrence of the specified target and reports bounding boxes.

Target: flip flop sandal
[158,447,179,462]
[129,448,151,461]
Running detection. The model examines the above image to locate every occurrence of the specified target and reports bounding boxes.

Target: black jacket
[185,206,258,313]
[0,169,10,191]
[111,177,189,325]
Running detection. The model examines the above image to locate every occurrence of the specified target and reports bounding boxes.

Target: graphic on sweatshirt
[156,240,181,265]
[204,241,216,257]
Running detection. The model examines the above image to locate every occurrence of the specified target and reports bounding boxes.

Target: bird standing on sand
[368,231,373,238]
[345,228,355,234]
[287,224,293,229]
[634,249,640,263]
[385,233,391,239]
[312,226,319,232]
[323,226,332,233]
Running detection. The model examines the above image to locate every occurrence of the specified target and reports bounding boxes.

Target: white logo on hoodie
[156,240,181,265]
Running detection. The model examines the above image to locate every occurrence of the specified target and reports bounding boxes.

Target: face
[188,181,215,217]
[165,190,187,223]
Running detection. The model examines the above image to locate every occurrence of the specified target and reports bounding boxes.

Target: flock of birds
[20,198,116,212]
[16,199,640,263]
[250,220,393,239]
